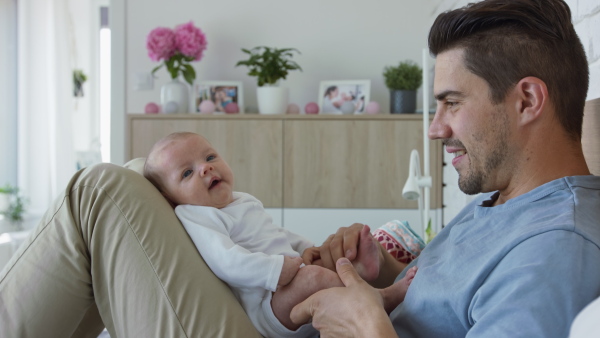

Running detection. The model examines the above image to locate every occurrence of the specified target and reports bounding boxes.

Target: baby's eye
[182,169,193,178]
[207,155,216,161]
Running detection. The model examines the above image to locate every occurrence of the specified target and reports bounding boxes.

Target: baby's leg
[271,265,343,330]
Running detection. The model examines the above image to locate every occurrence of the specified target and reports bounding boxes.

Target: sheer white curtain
[17,0,76,218]
[0,0,18,187]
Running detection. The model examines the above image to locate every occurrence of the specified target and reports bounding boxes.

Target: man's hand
[318,223,365,271]
[278,256,303,287]
[290,258,397,338]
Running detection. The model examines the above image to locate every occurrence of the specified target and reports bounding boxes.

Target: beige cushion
[123,157,146,175]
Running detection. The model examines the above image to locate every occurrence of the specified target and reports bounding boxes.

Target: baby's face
[156,135,234,208]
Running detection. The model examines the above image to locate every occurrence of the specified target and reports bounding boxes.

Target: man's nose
[428,109,451,140]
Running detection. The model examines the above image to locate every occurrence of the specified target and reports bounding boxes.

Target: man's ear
[514,76,548,126]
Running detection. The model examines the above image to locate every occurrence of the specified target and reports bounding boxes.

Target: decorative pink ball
[199,100,215,114]
[286,103,300,114]
[304,102,319,114]
[224,102,240,114]
[144,102,160,114]
[366,101,380,114]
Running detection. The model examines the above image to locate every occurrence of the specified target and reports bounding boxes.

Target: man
[291,0,600,337]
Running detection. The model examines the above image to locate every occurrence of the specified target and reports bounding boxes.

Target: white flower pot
[257,86,288,115]
[161,78,190,114]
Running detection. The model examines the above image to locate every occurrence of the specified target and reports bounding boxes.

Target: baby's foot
[399,266,418,290]
[381,266,418,313]
[353,225,383,282]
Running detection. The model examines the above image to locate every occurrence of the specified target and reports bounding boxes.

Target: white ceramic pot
[161,78,190,114]
[257,86,288,115]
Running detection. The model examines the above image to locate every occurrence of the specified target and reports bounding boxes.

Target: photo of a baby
[195,81,244,114]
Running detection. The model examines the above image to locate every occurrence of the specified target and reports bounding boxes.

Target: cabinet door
[283,119,441,209]
[129,118,283,207]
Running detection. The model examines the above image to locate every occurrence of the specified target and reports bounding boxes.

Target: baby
[144,132,416,337]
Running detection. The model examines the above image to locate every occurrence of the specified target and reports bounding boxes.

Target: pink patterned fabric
[373,229,418,264]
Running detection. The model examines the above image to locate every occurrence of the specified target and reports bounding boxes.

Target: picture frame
[318,80,371,114]
[194,81,244,114]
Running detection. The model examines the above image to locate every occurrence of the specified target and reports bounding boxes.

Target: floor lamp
[402,49,432,239]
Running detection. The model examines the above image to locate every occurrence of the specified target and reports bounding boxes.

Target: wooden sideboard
[127,114,443,209]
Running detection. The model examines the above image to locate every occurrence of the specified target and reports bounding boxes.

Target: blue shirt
[390,176,600,337]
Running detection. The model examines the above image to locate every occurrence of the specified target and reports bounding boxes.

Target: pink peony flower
[174,21,208,61]
[146,27,176,62]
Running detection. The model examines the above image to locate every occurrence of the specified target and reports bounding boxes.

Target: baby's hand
[301,246,323,266]
[278,256,303,287]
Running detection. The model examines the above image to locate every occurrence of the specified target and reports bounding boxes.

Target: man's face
[429,48,515,195]
[157,135,234,208]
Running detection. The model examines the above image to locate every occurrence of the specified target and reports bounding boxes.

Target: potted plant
[236,46,302,114]
[0,184,26,230]
[383,61,422,114]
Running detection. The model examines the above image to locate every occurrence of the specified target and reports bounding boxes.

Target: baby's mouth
[209,178,221,189]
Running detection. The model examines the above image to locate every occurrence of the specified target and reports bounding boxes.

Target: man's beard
[449,108,511,195]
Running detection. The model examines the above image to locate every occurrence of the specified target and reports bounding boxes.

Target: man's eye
[207,155,216,161]
[445,101,458,108]
[182,170,193,178]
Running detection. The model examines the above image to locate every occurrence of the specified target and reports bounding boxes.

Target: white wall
[570,0,600,101]
[431,0,600,225]
[123,0,435,115]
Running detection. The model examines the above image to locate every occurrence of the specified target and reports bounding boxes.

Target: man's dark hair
[429,0,589,139]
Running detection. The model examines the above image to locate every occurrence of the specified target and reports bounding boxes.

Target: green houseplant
[0,184,26,229]
[236,46,302,114]
[383,61,422,114]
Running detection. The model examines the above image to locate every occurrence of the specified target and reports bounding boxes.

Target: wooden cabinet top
[128,113,433,121]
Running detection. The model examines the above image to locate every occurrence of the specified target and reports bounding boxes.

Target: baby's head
[144,132,234,208]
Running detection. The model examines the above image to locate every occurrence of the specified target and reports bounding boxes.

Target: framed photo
[194,81,244,114]
[318,80,371,114]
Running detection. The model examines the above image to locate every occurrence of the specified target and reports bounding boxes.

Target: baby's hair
[143,132,202,192]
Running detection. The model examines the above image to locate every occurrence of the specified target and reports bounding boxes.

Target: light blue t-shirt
[390,175,600,337]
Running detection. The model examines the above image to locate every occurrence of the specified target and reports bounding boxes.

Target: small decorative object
[236,46,302,114]
[144,102,160,114]
[195,81,244,114]
[198,100,216,114]
[224,102,240,114]
[286,103,300,114]
[0,184,27,230]
[340,101,356,115]
[318,80,370,114]
[164,101,179,114]
[147,21,207,113]
[383,60,422,114]
[304,102,319,114]
[366,101,380,114]
[73,69,87,97]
